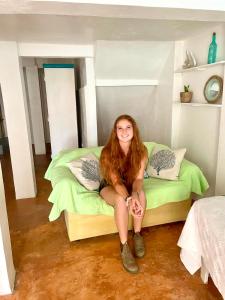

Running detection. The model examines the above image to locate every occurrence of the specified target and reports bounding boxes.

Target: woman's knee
[114,194,127,209]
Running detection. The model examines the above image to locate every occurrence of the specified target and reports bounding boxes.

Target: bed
[178,196,225,299]
[45,142,209,241]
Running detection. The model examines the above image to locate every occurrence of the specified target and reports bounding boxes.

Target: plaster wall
[0,163,15,295]
[172,24,225,195]
[184,24,225,66]
[95,40,174,145]
[0,89,7,138]
[0,41,36,199]
[79,58,98,146]
[25,66,46,154]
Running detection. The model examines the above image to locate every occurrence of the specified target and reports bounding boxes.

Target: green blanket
[45,142,209,221]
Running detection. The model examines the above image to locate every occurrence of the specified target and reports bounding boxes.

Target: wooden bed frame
[64,199,191,241]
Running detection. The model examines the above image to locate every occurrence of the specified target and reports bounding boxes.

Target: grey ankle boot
[133,232,145,258]
[120,242,139,274]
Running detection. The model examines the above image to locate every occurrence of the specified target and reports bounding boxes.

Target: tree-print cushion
[67,153,100,190]
[147,146,186,180]
[144,170,150,179]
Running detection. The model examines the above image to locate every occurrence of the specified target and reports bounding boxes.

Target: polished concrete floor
[0,152,223,300]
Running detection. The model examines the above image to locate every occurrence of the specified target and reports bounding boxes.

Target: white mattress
[177,196,225,299]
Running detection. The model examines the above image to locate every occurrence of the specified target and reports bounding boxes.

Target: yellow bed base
[64,199,191,241]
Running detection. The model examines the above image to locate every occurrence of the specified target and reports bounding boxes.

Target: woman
[99,115,148,274]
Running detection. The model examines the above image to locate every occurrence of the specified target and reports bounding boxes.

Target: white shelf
[95,79,159,87]
[173,101,222,108]
[175,60,225,73]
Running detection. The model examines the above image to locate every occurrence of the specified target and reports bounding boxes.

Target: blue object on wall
[207,32,217,64]
[43,64,75,68]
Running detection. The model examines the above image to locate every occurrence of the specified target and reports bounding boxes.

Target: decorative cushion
[144,170,150,179]
[147,146,186,180]
[67,153,100,190]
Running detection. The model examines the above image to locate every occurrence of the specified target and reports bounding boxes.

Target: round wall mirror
[204,75,223,103]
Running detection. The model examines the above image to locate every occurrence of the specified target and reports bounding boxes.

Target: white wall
[175,105,220,195]
[184,24,225,66]
[25,66,46,155]
[172,24,225,195]
[0,89,7,138]
[215,66,225,195]
[38,69,51,144]
[0,41,36,199]
[79,57,98,147]
[0,163,15,295]
[97,86,157,145]
[95,40,174,145]
[154,46,175,146]
[171,41,184,149]
[95,41,173,79]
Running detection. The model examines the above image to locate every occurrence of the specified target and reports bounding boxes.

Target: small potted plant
[180,85,193,103]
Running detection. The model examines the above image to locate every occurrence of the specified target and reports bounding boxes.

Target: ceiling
[0,1,224,43]
[1,1,225,20]
[0,14,222,43]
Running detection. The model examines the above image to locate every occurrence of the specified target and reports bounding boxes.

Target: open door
[44,64,78,157]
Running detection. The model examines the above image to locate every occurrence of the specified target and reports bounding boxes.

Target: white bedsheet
[177,196,225,299]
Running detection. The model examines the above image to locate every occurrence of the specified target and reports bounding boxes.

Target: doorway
[23,57,83,158]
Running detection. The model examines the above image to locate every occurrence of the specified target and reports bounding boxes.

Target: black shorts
[99,179,110,193]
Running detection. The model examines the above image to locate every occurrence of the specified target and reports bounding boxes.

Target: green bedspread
[45,142,209,221]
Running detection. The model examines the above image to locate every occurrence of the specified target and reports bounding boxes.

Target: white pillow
[67,153,100,190]
[147,146,186,180]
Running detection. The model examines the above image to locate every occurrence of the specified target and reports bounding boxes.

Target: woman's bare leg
[100,186,129,244]
[133,190,146,233]
[101,186,139,273]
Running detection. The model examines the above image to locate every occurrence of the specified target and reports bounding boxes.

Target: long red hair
[100,115,147,190]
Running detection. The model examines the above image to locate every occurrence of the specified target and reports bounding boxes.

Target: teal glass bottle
[208,32,217,64]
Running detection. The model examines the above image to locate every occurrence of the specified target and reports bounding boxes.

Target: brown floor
[0,152,223,300]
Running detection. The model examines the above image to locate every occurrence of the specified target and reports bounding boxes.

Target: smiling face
[116,118,134,144]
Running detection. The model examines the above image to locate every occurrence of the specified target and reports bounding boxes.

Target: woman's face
[116,119,133,144]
